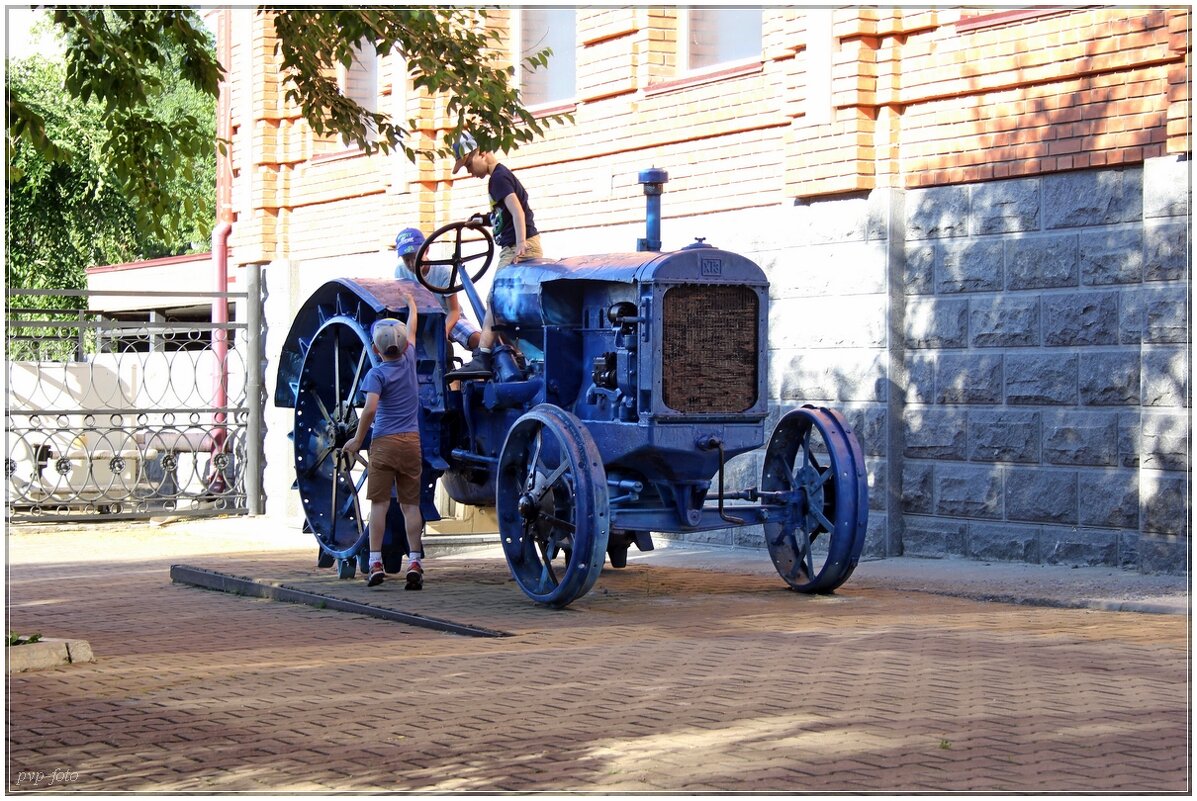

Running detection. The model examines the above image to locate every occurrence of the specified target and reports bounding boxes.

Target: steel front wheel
[497,405,610,607]
[761,406,868,593]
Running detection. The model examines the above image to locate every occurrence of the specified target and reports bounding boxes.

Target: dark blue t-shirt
[488,163,537,248]
[361,347,419,437]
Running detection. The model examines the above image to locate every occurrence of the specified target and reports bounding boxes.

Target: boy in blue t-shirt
[343,293,426,589]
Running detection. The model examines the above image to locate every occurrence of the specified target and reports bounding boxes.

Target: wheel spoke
[345,348,368,407]
[524,433,543,490]
[329,458,340,542]
[539,512,576,533]
[346,460,364,534]
[535,539,558,590]
[534,461,570,503]
[303,443,335,477]
[525,431,542,490]
[784,552,806,582]
[518,520,537,565]
[785,531,813,582]
[814,509,835,533]
[785,559,804,581]
[333,330,342,420]
[313,392,334,426]
[798,437,824,479]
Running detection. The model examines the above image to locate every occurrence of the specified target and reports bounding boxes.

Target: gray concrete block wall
[902,156,1190,573]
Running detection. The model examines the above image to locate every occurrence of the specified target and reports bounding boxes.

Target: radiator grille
[661,285,758,414]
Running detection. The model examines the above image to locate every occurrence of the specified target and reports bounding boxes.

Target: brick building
[217,7,1191,572]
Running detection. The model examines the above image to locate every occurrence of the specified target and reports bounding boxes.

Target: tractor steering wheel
[412,219,495,295]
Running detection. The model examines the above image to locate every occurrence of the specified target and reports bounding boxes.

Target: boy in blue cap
[343,293,426,589]
[394,227,481,351]
[446,132,542,379]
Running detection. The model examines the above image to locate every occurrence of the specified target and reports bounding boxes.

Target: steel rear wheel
[497,405,610,607]
[293,315,376,561]
[761,405,868,593]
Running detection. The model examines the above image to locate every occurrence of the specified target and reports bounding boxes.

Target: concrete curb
[889,588,1190,616]
[424,532,502,556]
[170,564,513,638]
[6,638,95,673]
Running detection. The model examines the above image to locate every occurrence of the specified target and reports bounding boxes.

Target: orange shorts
[365,432,421,504]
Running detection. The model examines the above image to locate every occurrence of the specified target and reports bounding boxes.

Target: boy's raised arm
[405,292,418,346]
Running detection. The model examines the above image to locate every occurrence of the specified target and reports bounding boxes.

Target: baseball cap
[372,318,409,357]
[452,132,478,174]
[395,227,425,256]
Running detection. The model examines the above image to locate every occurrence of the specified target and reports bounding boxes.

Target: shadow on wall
[898,163,1190,573]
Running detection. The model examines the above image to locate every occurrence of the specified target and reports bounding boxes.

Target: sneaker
[445,349,492,381]
[367,561,385,587]
[405,560,424,591]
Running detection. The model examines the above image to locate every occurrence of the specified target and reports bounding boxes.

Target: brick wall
[789,7,1190,195]
[224,8,1188,265]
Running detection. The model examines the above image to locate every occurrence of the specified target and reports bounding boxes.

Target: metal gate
[5,275,263,523]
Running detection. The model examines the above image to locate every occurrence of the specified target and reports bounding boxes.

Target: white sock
[408,551,422,565]
[369,551,382,566]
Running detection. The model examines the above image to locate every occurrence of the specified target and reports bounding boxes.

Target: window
[340,40,379,144]
[518,8,576,107]
[681,8,762,71]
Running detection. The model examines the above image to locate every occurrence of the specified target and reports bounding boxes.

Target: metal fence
[5,278,263,523]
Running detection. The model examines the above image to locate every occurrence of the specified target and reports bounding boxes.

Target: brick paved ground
[6,520,1190,793]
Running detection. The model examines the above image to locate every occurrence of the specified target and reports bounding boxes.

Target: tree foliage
[9,9,568,199]
[7,9,220,246]
[6,45,216,300]
[5,8,568,295]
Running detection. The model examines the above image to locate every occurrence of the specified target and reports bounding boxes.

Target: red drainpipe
[210,8,234,491]
[211,221,232,462]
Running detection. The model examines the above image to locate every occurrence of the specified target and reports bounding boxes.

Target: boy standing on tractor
[342,293,426,590]
[394,227,481,351]
[446,132,542,380]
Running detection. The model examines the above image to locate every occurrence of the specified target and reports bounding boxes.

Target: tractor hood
[491,247,768,327]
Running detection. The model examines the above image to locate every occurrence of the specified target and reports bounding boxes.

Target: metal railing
[5,278,263,523]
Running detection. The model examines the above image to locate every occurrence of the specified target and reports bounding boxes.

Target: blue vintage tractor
[274,173,868,607]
